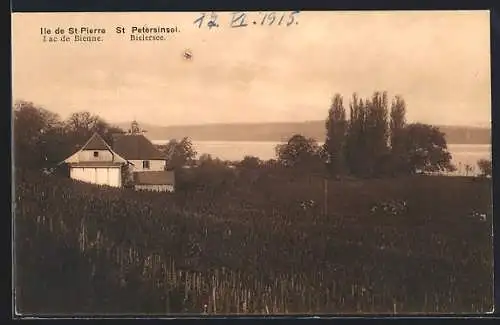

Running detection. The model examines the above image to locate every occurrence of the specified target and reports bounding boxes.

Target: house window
[93,151,99,157]
[143,160,150,169]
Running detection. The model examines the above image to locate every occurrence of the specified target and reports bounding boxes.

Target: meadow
[14,167,493,315]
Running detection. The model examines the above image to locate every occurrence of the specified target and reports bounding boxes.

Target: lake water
[152,140,491,176]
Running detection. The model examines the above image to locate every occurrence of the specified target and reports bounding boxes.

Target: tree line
[275,91,461,177]
[13,95,491,178]
[13,101,127,171]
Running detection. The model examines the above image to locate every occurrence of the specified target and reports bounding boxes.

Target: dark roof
[113,134,164,160]
[69,162,124,167]
[133,171,175,185]
[82,133,110,151]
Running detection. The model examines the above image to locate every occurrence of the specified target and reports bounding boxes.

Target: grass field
[14,168,493,315]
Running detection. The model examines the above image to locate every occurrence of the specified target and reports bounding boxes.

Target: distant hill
[116,121,491,145]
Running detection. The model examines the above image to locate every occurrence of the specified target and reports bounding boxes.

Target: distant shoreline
[152,140,492,146]
[118,121,491,145]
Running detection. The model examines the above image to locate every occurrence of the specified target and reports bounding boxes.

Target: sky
[11,11,491,127]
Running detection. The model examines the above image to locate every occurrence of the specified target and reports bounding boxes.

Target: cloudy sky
[12,11,491,126]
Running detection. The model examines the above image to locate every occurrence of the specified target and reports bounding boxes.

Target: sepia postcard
[11,11,493,316]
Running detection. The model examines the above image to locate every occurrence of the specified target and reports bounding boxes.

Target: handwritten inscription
[193,12,220,29]
[230,12,248,28]
[194,11,301,29]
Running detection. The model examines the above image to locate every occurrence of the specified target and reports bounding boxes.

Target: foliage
[65,111,123,147]
[364,92,390,176]
[121,164,135,188]
[477,159,492,178]
[14,97,459,179]
[198,154,233,171]
[198,153,215,165]
[344,93,366,176]
[341,92,392,176]
[324,94,348,175]
[401,123,455,174]
[390,96,407,150]
[275,134,323,171]
[164,137,197,170]
[389,96,408,175]
[13,101,125,170]
[13,101,64,168]
[239,156,262,169]
[326,92,455,177]
[15,169,493,314]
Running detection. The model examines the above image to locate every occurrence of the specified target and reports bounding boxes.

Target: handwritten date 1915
[193,11,300,29]
[257,11,300,27]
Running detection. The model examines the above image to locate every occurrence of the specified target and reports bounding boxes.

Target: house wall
[135,184,174,192]
[78,150,114,162]
[65,149,127,164]
[129,159,166,172]
[70,167,122,187]
[65,150,113,163]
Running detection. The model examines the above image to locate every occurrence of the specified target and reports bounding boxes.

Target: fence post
[323,178,328,216]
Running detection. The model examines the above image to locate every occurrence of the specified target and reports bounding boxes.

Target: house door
[108,168,121,187]
[87,168,97,184]
[96,168,109,185]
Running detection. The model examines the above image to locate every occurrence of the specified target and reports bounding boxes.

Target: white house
[62,133,130,187]
[112,129,176,192]
[62,121,176,191]
[113,133,167,172]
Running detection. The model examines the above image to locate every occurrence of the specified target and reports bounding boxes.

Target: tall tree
[389,95,407,174]
[364,91,390,176]
[344,93,365,175]
[64,111,101,150]
[401,123,455,174]
[164,137,197,170]
[65,111,123,148]
[324,94,347,175]
[13,101,63,168]
[13,102,125,170]
[65,111,98,134]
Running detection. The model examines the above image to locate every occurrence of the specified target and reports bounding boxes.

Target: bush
[477,159,492,178]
